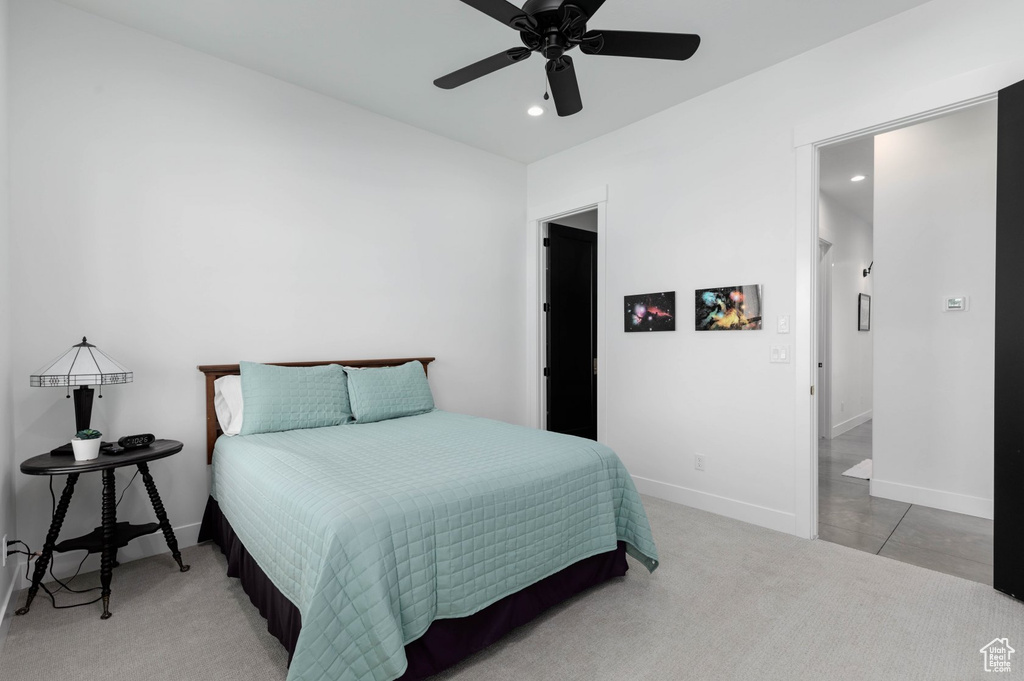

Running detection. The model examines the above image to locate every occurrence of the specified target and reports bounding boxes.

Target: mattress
[211,410,659,681]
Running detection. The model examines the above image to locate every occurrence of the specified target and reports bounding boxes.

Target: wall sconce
[863,262,873,278]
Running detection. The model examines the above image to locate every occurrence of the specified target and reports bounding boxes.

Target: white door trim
[794,145,818,540]
[792,59,1023,147]
[525,187,608,442]
[817,239,833,442]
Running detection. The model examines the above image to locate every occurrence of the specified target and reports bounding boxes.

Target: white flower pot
[71,438,101,461]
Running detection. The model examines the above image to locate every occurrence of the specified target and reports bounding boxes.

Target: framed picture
[858,293,871,331]
[695,285,763,331]
[624,291,675,332]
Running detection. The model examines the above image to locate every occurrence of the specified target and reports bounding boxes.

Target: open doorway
[544,210,598,440]
[814,103,995,586]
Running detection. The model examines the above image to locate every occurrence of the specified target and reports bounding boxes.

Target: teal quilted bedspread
[211,410,659,681]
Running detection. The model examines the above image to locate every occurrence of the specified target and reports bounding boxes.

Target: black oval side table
[16,439,190,620]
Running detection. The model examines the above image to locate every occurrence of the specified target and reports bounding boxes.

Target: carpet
[1,495,1020,681]
[842,458,873,480]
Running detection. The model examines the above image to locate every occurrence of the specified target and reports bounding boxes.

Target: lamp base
[73,385,94,433]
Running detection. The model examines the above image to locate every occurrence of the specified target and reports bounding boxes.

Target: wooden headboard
[196,357,435,464]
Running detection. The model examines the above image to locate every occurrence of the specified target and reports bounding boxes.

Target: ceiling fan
[434,0,701,117]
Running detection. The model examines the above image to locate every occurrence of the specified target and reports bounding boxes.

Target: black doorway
[994,76,1024,602]
[545,221,598,440]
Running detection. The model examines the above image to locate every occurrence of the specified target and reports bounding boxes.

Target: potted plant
[71,429,103,461]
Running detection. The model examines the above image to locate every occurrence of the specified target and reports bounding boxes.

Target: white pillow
[213,375,244,436]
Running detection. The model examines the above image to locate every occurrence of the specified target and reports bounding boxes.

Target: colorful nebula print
[624,291,676,332]
[694,285,763,331]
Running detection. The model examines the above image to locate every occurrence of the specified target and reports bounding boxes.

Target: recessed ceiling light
[527,105,545,117]
[851,175,866,182]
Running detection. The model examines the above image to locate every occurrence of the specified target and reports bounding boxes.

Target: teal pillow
[345,361,434,424]
[239,362,352,435]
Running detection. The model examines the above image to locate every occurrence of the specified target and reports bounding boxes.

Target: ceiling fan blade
[458,0,537,32]
[434,47,532,89]
[560,0,606,20]
[580,30,701,61]
[546,56,583,117]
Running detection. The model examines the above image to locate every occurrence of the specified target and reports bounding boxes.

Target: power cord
[6,467,144,611]
[117,470,140,508]
[38,477,101,607]
[6,541,37,584]
[41,555,102,608]
[43,470,139,602]
[6,539,31,554]
[6,544,95,608]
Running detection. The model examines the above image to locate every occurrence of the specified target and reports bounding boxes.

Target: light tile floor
[817,420,994,585]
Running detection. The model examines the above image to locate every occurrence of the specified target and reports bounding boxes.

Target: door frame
[792,66,1015,538]
[526,186,608,442]
[817,239,833,441]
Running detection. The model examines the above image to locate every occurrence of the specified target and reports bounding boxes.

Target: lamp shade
[30,337,132,388]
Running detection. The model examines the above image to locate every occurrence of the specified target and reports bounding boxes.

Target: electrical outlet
[2,534,6,568]
[694,454,706,472]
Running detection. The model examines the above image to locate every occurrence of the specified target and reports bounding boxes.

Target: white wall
[871,103,996,518]
[818,192,873,437]
[0,0,15,643]
[526,0,1024,533]
[8,0,526,578]
[551,210,597,233]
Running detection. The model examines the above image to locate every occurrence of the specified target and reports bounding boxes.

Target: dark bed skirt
[198,497,628,679]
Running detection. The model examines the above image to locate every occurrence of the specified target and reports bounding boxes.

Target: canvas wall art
[695,285,763,331]
[624,291,676,332]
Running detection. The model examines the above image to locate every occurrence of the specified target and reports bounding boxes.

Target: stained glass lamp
[30,337,133,433]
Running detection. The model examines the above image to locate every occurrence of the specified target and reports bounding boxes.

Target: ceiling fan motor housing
[519,0,587,58]
[537,28,569,59]
[521,0,566,17]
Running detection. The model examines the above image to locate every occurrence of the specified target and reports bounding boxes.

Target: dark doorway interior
[546,222,597,440]
[994,77,1024,603]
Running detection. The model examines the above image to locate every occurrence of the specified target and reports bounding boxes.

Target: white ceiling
[820,137,874,224]
[55,0,934,163]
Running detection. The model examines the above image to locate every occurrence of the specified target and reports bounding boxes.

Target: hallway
[818,421,993,585]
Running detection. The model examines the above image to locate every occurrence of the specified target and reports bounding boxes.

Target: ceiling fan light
[527,105,545,117]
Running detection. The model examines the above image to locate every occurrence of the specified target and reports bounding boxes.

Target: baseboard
[870,478,993,520]
[831,410,872,439]
[632,475,796,535]
[0,570,17,658]
[16,521,202,590]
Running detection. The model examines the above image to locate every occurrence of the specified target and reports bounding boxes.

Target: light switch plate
[770,345,791,363]
[777,315,790,334]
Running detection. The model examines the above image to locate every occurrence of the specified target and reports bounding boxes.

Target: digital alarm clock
[117,433,155,450]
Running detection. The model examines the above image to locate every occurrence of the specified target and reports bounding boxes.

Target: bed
[196,358,659,681]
